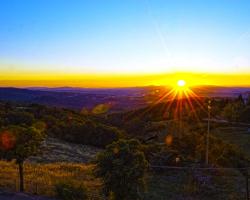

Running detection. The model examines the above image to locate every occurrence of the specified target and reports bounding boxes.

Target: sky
[0,0,250,87]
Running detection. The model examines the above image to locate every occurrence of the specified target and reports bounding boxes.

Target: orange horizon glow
[0,72,250,88]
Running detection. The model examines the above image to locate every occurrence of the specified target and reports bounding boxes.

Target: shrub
[55,180,87,200]
[222,102,244,122]
[52,121,123,147]
[6,111,35,126]
[95,139,148,200]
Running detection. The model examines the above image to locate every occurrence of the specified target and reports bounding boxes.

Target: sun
[177,80,186,87]
[175,79,189,99]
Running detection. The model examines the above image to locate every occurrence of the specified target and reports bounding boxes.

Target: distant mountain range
[0,86,249,111]
[26,86,147,96]
[190,85,250,98]
[0,87,148,111]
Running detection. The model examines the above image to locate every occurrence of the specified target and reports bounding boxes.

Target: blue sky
[0,0,250,75]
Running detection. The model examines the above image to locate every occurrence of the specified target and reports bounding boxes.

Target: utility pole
[247,176,249,200]
[241,168,249,200]
[206,100,211,165]
[246,169,249,200]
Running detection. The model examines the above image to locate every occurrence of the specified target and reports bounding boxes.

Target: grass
[1,126,249,200]
[0,161,103,199]
[144,170,246,200]
[213,126,250,155]
[0,160,246,200]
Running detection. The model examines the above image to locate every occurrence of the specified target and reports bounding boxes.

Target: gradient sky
[1,0,250,87]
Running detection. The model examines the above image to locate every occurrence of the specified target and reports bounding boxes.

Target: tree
[95,139,148,200]
[239,106,250,123]
[247,95,250,106]
[4,102,13,114]
[6,111,35,126]
[237,94,245,105]
[52,120,123,147]
[222,102,244,122]
[0,125,45,192]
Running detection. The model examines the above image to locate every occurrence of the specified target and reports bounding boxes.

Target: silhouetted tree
[237,94,245,104]
[247,95,250,106]
[0,125,45,192]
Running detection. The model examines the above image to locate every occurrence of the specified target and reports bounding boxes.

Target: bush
[55,180,87,200]
[52,121,123,147]
[222,102,244,122]
[6,111,35,126]
[95,139,148,200]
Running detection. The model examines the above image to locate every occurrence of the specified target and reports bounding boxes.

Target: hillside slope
[28,137,102,163]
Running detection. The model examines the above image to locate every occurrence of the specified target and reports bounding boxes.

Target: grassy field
[0,126,249,200]
[0,161,246,200]
[0,161,103,199]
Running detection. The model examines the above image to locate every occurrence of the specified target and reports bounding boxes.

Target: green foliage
[222,102,244,122]
[207,136,249,168]
[239,106,250,123]
[147,128,250,168]
[6,111,35,126]
[171,132,204,161]
[51,121,123,147]
[124,117,147,136]
[27,104,125,147]
[55,180,88,200]
[0,102,125,148]
[0,125,45,162]
[0,124,46,191]
[95,139,148,200]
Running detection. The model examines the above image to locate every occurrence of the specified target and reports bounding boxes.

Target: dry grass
[0,160,245,200]
[0,161,103,199]
[214,126,250,155]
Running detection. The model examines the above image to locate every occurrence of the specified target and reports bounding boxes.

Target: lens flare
[165,134,173,146]
[92,103,111,114]
[0,131,16,150]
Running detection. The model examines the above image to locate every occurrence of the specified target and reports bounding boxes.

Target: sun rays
[140,80,204,120]
[123,79,211,131]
